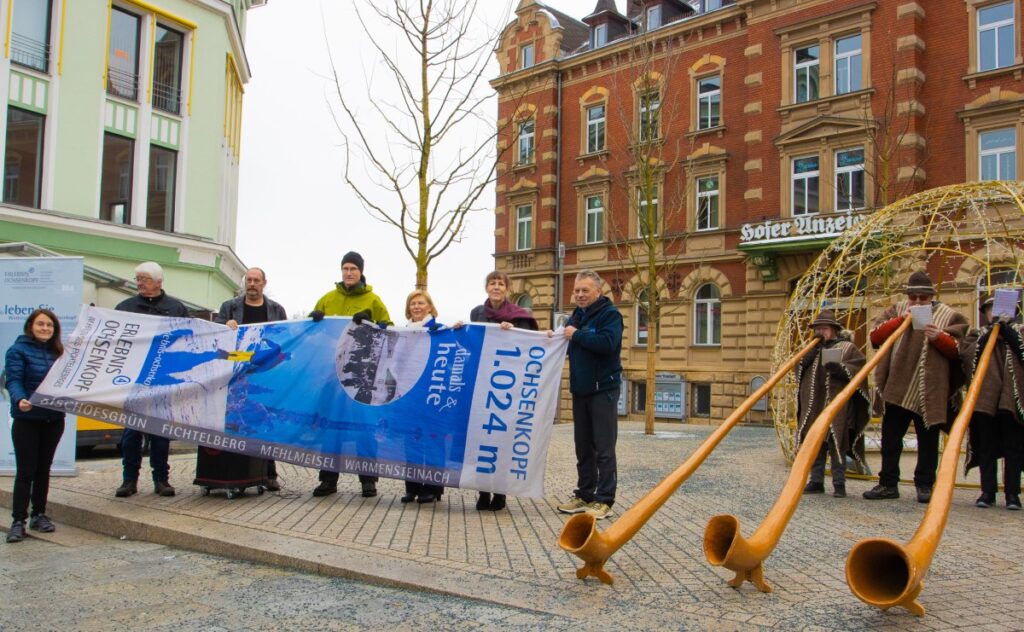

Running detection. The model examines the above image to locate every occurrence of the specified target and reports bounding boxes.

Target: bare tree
[326,1,510,289]
[604,17,698,435]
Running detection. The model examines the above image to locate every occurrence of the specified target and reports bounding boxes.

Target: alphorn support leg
[899,582,925,617]
[576,562,614,585]
[727,563,772,593]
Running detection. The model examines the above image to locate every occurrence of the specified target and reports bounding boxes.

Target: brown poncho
[872,301,968,428]
[796,332,870,470]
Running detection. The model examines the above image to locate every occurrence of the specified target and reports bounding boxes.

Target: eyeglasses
[134,276,155,283]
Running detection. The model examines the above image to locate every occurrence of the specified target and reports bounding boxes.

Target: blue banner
[33,307,568,497]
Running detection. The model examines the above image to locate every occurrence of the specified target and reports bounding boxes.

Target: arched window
[515,294,533,310]
[694,283,721,345]
[977,268,1021,325]
[749,376,768,412]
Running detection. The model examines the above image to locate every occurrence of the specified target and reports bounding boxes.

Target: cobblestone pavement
[1,422,1020,631]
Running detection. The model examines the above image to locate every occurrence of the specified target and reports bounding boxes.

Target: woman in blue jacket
[4,308,65,543]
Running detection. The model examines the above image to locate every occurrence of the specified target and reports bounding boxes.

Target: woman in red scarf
[469,270,538,511]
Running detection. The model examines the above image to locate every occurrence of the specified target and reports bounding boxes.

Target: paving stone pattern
[2,423,1020,631]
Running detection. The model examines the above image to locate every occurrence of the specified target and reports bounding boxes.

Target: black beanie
[341,251,364,271]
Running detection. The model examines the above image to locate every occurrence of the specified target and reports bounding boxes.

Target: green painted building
[0,0,266,312]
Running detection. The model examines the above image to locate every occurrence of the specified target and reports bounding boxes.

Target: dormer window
[520,43,534,69]
[647,5,662,30]
[704,0,723,10]
[592,24,608,48]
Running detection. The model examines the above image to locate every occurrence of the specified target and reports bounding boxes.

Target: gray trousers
[809,436,845,485]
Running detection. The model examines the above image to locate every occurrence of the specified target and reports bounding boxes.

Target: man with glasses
[114,261,190,498]
[863,271,968,503]
[215,267,288,491]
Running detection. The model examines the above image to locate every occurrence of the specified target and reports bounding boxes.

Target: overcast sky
[236,0,604,323]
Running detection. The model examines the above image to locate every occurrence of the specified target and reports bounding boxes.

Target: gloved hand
[824,361,845,378]
[309,310,325,322]
[799,352,816,371]
[352,310,372,325]
[376,320,389,330]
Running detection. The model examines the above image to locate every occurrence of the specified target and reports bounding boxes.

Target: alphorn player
[798,310,870,498]
[863,270,968,503]
[960,294,1024,511]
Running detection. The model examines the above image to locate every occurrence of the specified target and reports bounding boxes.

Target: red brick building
[490,0,1024,423]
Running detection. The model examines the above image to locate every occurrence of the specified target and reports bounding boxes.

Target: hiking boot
[417,493,437,504]
[264,478,281,492]
[489,494,506,511]
[833,484,846,498]
[862,484,899,500]
[1007,494,1022,511]
[557,497,590,514]
[312,482,337,497]
[115,480,138,498]
[802,482,825,494]
[400,493,416,503]
[585,502,613,520]
[976,492,996,508]
[360,481,377,498]
[29,514,55,533]
[154,481,176,497]
[916,486,932,504]
[6,521,25,543]
[475,492,491,510]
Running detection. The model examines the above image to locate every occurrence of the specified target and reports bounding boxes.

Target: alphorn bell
[704,317,913,592]
[558,337,822,585]
[845,323,1001,616]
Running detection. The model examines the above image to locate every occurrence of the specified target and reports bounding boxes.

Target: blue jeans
[121,429,171,482]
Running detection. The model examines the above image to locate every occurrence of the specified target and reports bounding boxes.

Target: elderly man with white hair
[113,261,190,498]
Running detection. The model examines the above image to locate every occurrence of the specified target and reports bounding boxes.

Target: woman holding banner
[470,271,538,511]
[4,309,66,543]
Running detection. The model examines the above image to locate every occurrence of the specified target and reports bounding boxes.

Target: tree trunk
[644,340,656,434]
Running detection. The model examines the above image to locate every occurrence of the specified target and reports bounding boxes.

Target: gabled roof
[534,1,590,53]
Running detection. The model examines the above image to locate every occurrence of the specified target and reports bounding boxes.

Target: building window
[638,185,658,237]
[792,155,820,216]
[697,75,721,130]
[834,34,862,94]
[99,133,134,224]
[3,107,45,208]
[704,0,724,11]
[639,91,660,141]
[835,148,865,211]
[979,2,1015,72]
[692,383,711,417]
[520,43,534,69]
[694,283,721,346]
[147,145,176,232]
[980,127,1016,180]
[152,25,184,115]
[515,293,533,310]
[585,194,604,244]
[517,119,535,165]
[794,44,820,103]
[10,0,52,72]
[586,104,606,153]
[515,203,533,251]
[107,8,141,101]
[647,5,662,30]
[635,290,658,345]
[592,24,608,48]
[696,175,719,231]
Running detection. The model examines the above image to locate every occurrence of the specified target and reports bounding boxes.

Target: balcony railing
[152,81,182,115]
[10,33,50,73]
[106,67,139,101]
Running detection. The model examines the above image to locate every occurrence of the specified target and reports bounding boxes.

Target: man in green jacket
[309,251,392,498]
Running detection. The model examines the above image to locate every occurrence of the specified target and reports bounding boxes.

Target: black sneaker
[976,493,996,508]
[802,482,825,494]
[312,482,337,497]
[29,514,55,533]
[154,481,176,497]
[360,481,377,498]
[916,486,932,504]
[833,484,846,498]
[115,480,138,498]
[264,478,281,492]
[862,484,899,500]
[489,494,507,511]
[1007,494,1022,511]
[475,492,491,510]
[6,521,25,543]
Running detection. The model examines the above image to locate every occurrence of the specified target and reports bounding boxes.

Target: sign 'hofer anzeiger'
[740,211,868,245]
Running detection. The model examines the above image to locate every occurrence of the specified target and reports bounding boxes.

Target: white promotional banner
[1,257,83,475]
[32,307,569,497]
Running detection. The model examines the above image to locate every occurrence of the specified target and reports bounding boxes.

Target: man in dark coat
[114,261,190,499]
[216,266,288,491]
[553,270,623,520]
[863,270,968,503]
[961,295,1024,510]
[797,310,869,498]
